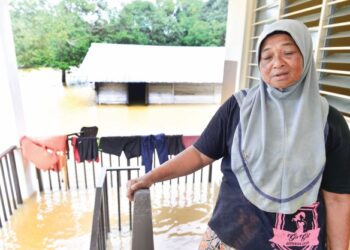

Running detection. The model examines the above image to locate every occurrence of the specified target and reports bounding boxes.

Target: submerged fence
[0,146,23,228]
[35,146,213,193]
[0,134,217,249]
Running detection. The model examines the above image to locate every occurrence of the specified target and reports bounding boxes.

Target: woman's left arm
[322,190,350,250]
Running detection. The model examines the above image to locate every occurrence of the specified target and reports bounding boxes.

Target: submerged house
[78,43,225,105]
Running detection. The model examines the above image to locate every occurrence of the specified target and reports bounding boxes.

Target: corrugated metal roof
[77,43,225,84]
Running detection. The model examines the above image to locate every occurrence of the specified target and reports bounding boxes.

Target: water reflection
[151,181,219,249]
[1,180,220,249]
[1,190,95,250]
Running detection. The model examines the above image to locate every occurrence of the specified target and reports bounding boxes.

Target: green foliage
[10,0,228,71]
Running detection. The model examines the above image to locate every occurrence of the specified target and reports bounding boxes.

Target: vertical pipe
[128,169,132,230]
[65,156,70,190]
[118,157,121,187]
[116,170,121,231]
[36,168,43,192]
[208,164,213,183]
[9,150,22,204]
[100,151,103,168]
[74,159,79,189]
[4,155,17,209]
[57,170,61,190]
[104,175,110,233]
[48,170,52,191]
[92,161,96,188]
[0,159,12,215]
[100,200,105,250]
[64,147,70,190]
[0,181,8,221]
[83,161,87,189]
[109,154,113,187]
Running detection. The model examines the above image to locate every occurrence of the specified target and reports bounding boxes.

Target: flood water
[0,69,222,249]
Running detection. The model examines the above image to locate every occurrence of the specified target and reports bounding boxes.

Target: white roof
[77,43,225,84]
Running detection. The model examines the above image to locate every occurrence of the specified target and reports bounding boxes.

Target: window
[244,0,350,116]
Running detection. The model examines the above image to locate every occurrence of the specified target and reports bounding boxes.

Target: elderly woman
[127,19,350,250]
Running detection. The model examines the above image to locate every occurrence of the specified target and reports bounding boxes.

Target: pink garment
[71,136,81,163]
[20,135,67,171]
[181,135,199,148]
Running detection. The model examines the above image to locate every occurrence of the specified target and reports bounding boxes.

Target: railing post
[90,186,103,250]
[0,160,12,215]
[35,168,44,192]
[90,167,108,250]
[8,150,22,204]
[208,163,213,183]
[131,189,154,250]
[103,177,110,234]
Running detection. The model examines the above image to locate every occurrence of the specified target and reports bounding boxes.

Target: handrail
[0,145,17,158]
[90,166,141,250]
[90,167,109,250]
[131,189,154,250]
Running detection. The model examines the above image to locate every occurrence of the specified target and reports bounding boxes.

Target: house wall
[95,82,221,104]
[95,82,128,104]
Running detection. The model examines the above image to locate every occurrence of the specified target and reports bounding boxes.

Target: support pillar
[0,0,35,199]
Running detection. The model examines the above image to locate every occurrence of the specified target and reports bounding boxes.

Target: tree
[46,0,94,85]
[10,0,54,68]
[10,0,228,85]
[10,0,107,85]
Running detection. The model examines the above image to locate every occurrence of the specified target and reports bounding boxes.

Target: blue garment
[141,134,169,173]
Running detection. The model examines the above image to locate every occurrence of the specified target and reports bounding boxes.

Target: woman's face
[259,33,304,90]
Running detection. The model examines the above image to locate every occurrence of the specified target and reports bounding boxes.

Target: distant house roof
[77,43,225,84]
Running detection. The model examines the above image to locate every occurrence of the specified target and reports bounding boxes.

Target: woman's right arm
[127,145,214,201]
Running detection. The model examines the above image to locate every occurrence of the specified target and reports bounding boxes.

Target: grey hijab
[231,19,329,214]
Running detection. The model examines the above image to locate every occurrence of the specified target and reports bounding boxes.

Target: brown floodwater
[0,69,222,249]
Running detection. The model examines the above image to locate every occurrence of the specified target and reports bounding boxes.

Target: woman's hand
[127,174,154,201]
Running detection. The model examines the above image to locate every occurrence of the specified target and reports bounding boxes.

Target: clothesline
[69,134,199,173]
[20,133,199,174]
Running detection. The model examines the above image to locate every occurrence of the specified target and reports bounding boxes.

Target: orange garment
[181,135,199,148]
[20,135,67,171]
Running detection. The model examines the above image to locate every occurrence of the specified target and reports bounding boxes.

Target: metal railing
[34,140,213,193]
[0,146,23,228]
[35,148,142,192]
[90,167,109,250]
[90,166,140,250]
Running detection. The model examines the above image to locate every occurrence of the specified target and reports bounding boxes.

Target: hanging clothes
[80,126,98,137]
[182,135,199,148]
[166,135,185,155]
[20,135,67,171]
[141,134,169,173]
[100,136,141,160]
[71,136,99,163]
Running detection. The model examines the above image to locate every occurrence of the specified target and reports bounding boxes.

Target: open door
[127,82,148,105]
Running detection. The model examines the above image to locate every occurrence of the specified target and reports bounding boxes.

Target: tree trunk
[61,69,67,87]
